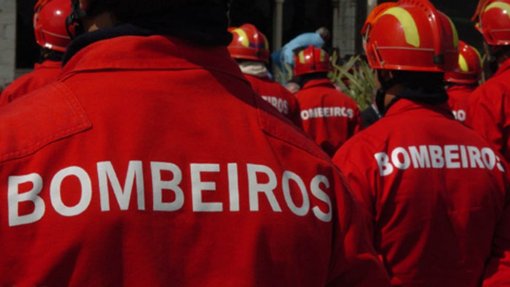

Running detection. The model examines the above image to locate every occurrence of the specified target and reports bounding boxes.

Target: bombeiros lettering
[452,109,466,122]
[261,95,289,115]
[374,145,505,176]
[301,106,354,120]
[7,162,333,227]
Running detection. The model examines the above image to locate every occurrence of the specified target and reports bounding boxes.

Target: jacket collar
[301,78,335,90]
[61,25,243,81]
[446,84,477,94]
[385,98,454,120]
[35,60,62,70]
[495,57,510,77]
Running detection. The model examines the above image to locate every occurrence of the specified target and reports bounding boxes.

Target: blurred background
[0,0,482,86]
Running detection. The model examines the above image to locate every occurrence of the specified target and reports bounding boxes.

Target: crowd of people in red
[0,0,510,286]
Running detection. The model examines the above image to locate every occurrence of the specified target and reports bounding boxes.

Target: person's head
[227,24,270,63]
[362,0,458,113]
[66,0,232,45]
[292,46,331,85]
[444,41,482,86]
[315,27,331,42]
[33,0,72,58]
[474,0,510,64]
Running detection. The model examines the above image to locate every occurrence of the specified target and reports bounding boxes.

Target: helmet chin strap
[66,0,86,39]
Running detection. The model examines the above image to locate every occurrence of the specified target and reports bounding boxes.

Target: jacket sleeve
[482,178,510,286]
[327,161,389,286]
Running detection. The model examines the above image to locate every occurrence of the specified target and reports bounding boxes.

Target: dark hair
[384,71,447,105]
[85,0,229,23]
[40,48,64,62]
[391,71,445,94]
[295,72,329,87]
[81,0,232,45]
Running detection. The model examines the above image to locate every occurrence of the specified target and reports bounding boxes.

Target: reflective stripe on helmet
[459,54,469,72]
[263,38,269,50]
[319,50,326,62]
[380,7,420,48]
[474,47,482,63]
[232,28,250,48]
[446,17,459,47]
[485,1,510,15]
[298,52,306,64]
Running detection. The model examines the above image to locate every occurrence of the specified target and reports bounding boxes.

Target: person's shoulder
[329,88,359,106]
[475,71,510,97]
[333,125,380,166]
[254,95,330,162]
[0,82,91,164]
[266,79,295,97]
[1,72,37,98]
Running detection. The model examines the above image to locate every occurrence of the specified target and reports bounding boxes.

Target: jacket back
[334,99,510,287]
[0,35,389,287]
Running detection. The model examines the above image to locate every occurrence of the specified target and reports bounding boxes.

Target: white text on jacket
[452,109,466,122]
[261,96,289,115]
[374,145,505,176]
[301,107,354,120]
[7,162,333,227]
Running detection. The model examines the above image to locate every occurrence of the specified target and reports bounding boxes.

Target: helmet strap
[66,0,86,39]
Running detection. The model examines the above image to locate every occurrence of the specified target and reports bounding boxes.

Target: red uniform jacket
[0,35,389,286]
[295,79,361,156]
[333,99,510,287]
[446,85,475,123]
[244,74,301,126]
[0,60,61,106]
[465,59,510,161]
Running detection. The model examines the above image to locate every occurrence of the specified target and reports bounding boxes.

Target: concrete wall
[333,0,357,56]
[0,0,16,88]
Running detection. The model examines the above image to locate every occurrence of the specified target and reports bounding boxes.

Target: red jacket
[0,60,61,106]
[295,79,361,156]
[446,85,475,123]
[0,34,389,286]
[465,59,510,161]
[333,99,510,287]
[244,74,301,126]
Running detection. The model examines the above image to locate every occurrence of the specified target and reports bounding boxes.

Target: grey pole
[332,0,340,49]
[273,0,285,51]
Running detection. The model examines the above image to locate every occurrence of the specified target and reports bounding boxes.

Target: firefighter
[0,0,390,285]
[227,24,301,125]
[333,0,510,286]
[293,46,361,157]
[465,0,510,161]
[280,27,331,71]
[0,0,71,106]
[271,27,330,85]
[445,41,482,123]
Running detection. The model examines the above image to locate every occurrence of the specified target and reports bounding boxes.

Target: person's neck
[83,12,116,32]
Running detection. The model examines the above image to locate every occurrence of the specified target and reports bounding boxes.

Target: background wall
[0,0,16,87]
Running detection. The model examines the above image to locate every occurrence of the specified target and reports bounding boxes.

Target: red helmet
[474,0,510,45]
[362,0,458,72]
[227,24,270,62]
[293,46,331,77]
[33,0,72,52]
[445,41,482,84]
